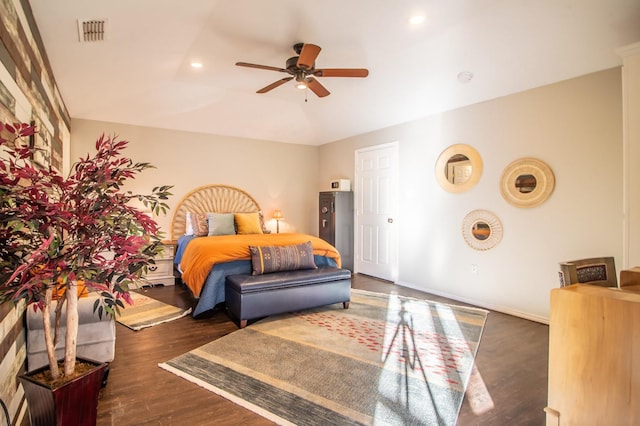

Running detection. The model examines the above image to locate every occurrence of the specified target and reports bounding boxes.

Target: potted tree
[0,121,172,425]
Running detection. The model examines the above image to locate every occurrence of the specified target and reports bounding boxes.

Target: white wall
[319,68,623,321]
[618,42,640,268]
[70,120,320,238]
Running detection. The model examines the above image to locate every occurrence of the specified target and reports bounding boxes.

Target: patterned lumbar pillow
[249,241,317,275]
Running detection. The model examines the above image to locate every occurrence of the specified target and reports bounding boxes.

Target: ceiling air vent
[77,19,107,42]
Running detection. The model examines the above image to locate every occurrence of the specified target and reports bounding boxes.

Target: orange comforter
[180,233,341,297]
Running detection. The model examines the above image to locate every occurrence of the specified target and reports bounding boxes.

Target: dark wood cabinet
[319,191,353,271]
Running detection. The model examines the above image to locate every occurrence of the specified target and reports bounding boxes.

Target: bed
[169,184,342,317]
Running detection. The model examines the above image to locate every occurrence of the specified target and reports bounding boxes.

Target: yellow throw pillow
[235,212,264,235]
[53,280,89,300]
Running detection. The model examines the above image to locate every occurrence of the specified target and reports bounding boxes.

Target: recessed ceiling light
[191,61,203,69]
[409,15,425,25]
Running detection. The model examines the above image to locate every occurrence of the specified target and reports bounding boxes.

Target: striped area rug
[159,289,487,425]
[116,291,191,331]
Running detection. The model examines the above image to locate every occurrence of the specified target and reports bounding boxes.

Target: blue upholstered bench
[225,267,351,328]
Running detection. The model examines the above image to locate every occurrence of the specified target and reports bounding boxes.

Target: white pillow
[185,212,194,236]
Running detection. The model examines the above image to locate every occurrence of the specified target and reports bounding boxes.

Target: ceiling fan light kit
[236,42,369,98]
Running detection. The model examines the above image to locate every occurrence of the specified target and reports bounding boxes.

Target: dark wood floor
[96,275,549,425]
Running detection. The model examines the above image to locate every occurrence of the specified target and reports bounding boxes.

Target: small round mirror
[435,144,483,193]
[515,174,536,193]
[446,154,472,184]
[471,221,491,240]
[462,210,503,250]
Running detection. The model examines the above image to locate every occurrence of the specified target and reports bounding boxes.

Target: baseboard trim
[395,280,550,325]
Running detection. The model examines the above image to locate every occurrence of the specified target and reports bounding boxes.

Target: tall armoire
[319,191,353,271]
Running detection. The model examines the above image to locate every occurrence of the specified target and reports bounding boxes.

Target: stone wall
[0,0,70,424]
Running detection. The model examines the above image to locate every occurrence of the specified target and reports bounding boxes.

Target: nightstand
[144,240,176,287]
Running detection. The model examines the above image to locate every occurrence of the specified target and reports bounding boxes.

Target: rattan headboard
[170,184,262,240]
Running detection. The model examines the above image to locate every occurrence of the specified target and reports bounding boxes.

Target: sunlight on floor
[372,292,494,424]
[465,364,495,415]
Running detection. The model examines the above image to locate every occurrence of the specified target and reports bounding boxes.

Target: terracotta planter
[19,358,108,426]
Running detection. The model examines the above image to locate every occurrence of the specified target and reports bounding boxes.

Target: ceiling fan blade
[306,77,330,98]
[297,44,321,70]
[236,62,286,73]
[314,68,369,78]
[257,77,293,93]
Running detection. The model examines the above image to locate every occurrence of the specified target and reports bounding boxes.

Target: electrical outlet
[471,264,478,274]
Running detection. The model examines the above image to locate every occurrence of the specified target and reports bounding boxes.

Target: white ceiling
[29,0,640,146]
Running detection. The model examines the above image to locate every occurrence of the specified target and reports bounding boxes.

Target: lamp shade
[272,209,284,220]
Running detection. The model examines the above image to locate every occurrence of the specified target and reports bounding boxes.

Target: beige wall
[70,119,320,237]
[618,42,640,268]
[319,68,623,321]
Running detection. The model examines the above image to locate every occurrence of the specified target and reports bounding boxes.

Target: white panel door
[355,142,398,281]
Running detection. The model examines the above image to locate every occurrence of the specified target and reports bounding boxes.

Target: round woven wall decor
[435,144,483,193]
[500,157,555,208]
[462,209,503,251]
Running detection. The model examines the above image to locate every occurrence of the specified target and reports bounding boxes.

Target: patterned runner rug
[159,289,487,425]
[116,291,192,331]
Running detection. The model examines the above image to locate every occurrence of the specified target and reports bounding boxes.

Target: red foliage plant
[0,122,171,380]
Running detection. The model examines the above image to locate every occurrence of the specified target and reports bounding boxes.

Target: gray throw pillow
[206,212,236,236]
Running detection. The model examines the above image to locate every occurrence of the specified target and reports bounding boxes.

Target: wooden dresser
[545,284,640,425]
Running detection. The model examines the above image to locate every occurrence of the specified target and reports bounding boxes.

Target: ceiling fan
[235,42,369,98]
